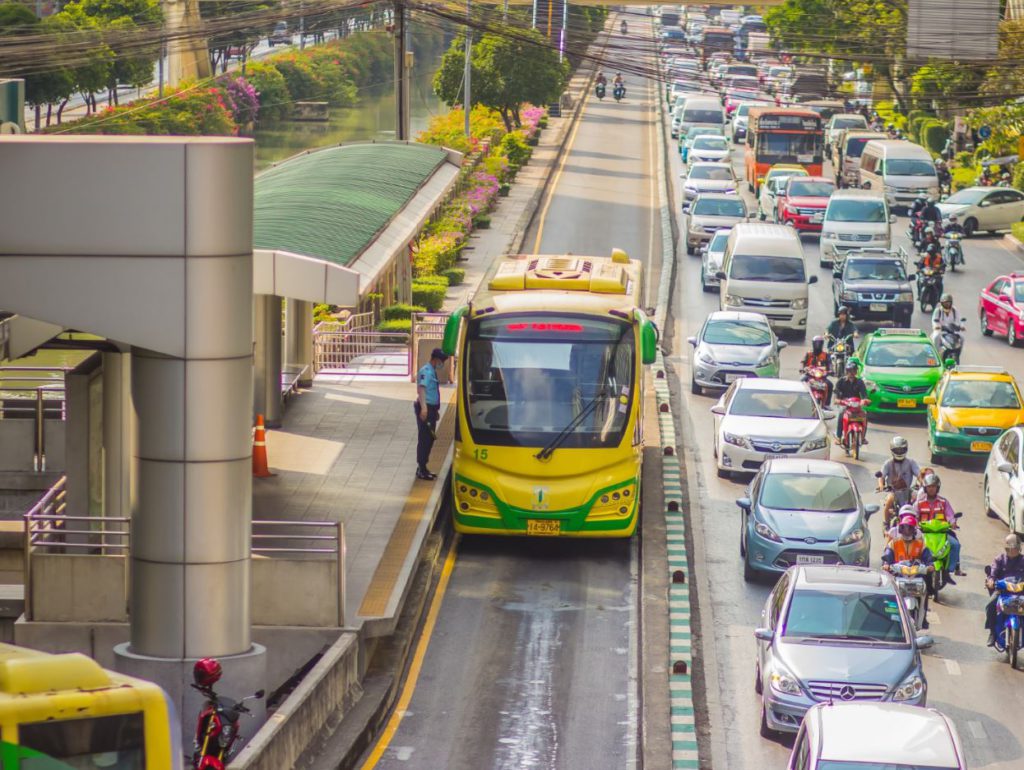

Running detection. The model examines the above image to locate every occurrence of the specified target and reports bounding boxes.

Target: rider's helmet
[890,435,908,460]
[1003,172,1011,180]
[914,196,926,207]
[948,214,958,223]
[845,360,858,374]
[837,305,849,318]
[926,196,936,205]
[811,335,824,354]
[922,472,941,494]
[899,504,917,519]
[193,658,222,688]
[924,225,935,237]
[940,293,953,307]
[898,513,919,536]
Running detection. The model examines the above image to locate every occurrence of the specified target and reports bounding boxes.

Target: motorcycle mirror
[914,634,934,649]
[874,470,883,478]
[954,511,964,518]
[908,273,917,281]
[985,565,993,576]
[715,270,727,280]
[255,689,266,699]
[736,496,752,510]
[808,275,818,285]
[943,358,956,369]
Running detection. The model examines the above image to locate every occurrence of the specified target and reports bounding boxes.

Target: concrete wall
[0,420,65,474]
[251,558,342,627]
[28,553,127,622]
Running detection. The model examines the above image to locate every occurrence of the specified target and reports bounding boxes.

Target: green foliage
[954,150,975,166]
[909,116,928,144]
[377,318,412,335]
[272,57,322,102]
[921,121,950,155]
[245,61,290,121]
[62,0,163,93]
[1012,221,1024,242]
[441,268,466,286]
[967,102,1024,156]
[382,303,427,321]
[413,232,462,276]
[412,282,447,312]
[55,83,236,135]
[413,274,450,287]
[500,131,531,166]
[1014,163,1024,193]
[951,166,977,191]
[313,303,335,324]
[910,64,983,111]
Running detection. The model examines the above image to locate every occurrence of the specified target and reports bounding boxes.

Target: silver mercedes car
[687,311,785,395]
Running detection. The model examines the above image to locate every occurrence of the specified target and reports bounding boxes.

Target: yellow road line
[358,536,460,770]
[532,83,592,253]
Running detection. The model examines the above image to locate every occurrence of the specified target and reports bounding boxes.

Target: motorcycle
[613,84,626,101]
[908,216,925,251]
[837,397,869,460]
[916,266,944,313]
[919,514,961,600]
[874,475,920,530]
[192,682,265,769]
[620,20,628,34]
[944,232,964,271]
[936,322,965,365]
[804,365,831,408]
[826,334,853,379]
[986,567,1024,668]
[891,560,930,631]
[595,82,606,100]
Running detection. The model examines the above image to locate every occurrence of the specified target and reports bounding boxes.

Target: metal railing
[2,365,70,471]
[314,329,412,377]
[24,476,129,554]
[410,311,450,381]
[313,312,377,373]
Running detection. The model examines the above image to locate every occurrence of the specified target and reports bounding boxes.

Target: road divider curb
[650,35,701,770]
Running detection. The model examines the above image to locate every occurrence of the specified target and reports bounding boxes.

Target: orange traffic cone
[252,414,275,478]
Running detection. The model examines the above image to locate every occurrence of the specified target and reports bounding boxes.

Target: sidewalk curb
[1005,233,1024,255]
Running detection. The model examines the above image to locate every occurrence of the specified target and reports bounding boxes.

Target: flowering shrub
[413,232,463,276]
[219,77,259,125]
[245,62,290,122]
[55,84,236,135]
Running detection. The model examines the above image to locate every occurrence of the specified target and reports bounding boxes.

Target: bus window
[19,713,146,769]
[758,133,820,163]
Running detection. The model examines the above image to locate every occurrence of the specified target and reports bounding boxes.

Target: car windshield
[689,166,734,181]
[944,188,988,205]
[768,169,808,184]
[843,136,875,158]
[704,319,771,346]
[689,127,724,140]
[782,590,908,643]
[729,388,818,419]
[692,136,730,151]
[864,341,938,368]
[729,254,806,282]
[845,261,906,281]
[693,197,745,216]
[886,159,937,176]
[683,108,724,123]
[1017,283,1024,303]
[788,180,834,197]
[463,315,635,448]
[736,104,751,117]
[832,116,867,129]
[817,762,955,770]
[827,199,887,222]
[759,473,857,512]
[941,380,1021,409]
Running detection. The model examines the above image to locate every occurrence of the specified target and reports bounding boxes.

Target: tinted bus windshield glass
[464,315,635,448]
[758,133,820,161]
[729,254,806,282]
[702,32,733,49]
[19,713,146,770]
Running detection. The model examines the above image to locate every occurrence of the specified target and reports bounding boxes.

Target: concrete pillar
[253,295,283,427]
[102,351,132,522]
[285,299,314,387]
[65,354,102,518]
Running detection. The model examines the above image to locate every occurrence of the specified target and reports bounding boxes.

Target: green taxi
[850,329,945,414]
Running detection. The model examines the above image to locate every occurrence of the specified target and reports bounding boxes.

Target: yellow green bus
[442,250,658,538]
[0,643,180,769]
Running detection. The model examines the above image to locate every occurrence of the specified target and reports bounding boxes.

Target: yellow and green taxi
[925,365,1024,463]
[851,329,944,414]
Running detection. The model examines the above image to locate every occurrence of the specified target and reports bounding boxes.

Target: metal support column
[253,294,283,427]
[102,350,132,522]
[285,299,314,387]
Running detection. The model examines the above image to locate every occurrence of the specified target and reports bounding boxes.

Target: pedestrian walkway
[252,59,598,629]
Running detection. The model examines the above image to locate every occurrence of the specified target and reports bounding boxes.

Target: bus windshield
[464,315,636,448]
[757,133,821,163]
[18,713,146,769]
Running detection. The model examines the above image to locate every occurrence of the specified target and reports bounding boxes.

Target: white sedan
[711,378,832,479]
[687,135,731,164]
[937,186,1024,237]
[682,162,738,202]
[984,425,1024,533]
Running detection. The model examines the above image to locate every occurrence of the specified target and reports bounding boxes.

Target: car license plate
[811,213,824,223]
[796,554,825,565]
[763,454,788,460]
[869,303,887,312]
[724,373,746,383]
[527,519,561,536]
[971,441,992,452]
[897,398,917,408]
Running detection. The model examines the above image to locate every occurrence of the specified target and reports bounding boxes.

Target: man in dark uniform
[414,348,448,480]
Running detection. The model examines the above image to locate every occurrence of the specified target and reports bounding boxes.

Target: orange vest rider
[802,351,828,368]
[892,537,925,562]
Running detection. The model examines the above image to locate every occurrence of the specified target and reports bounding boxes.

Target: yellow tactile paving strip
[358,391,457,617]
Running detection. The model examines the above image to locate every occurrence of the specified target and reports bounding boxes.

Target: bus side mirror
[442,305,467,357]
[639,311,659,364]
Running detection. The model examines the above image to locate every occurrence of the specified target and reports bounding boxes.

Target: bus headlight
[456,480,499,515]
[590,483,637,519]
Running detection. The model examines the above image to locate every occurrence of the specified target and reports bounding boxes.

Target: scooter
[944,232,964,271]
[919,514,961,601]
[908,216,925,250]
[837,397,869,460]
[803,365,831,408]
[596,82,606,100]
[937,322,965,365]
[620,20,628,34]
[986,566,1024,668]
[916,266,944,313]
[891,560,930,631]
[192,683,265,769]
[874,475,920,530]
[613,84,626,101]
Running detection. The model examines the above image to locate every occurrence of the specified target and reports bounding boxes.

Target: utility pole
[299,0,306,50]
[393,1,411,140]
[464,0,471,137]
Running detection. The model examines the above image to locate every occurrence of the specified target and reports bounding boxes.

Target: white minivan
[858,139,940,212]
[717,223,817,337]
[819,189,894,268]
[678,96,726,142]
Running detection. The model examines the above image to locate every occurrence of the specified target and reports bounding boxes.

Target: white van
[718,223,817,336]
[679,97,726,141]
[819,189,894,267]
[835,130,886,187]
[858,139,940,212]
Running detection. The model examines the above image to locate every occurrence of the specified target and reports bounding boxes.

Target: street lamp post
[464,0,471,137]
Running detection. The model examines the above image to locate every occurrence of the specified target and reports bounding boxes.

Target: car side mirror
[889,214,897,223]
[908,273,917,281]
[737,496,752,510]
[754,627,773,642]
[923,394,936,405]
[999,461,1014,474]
[747,212,757,219]
[777,340,788,350]
[823,409,837,420]
[688,336,698,346]
[954,511,964,519]
[710,404,726,416]
[862,181,871,188]
[865,504,880,518]
[915,634,934,649]
[944,358,957,369]
[715,270,727,280]
[808,275,818,285]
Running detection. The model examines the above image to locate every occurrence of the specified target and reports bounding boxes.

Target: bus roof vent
[589,261,629,294]
[488,258,529,291]
[525,257,593,290]
[0,652,111,694]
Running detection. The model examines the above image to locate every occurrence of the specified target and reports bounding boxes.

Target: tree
[199,0,277,75]
[433,27,567,131]
[910,62,985,112]
[980,20,1024,101]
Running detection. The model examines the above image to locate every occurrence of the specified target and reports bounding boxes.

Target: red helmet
[898,514,918,530]
[193,658,222,688]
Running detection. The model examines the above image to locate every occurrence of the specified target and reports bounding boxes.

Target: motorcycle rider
[882,513,935,628]
[1000,171,1013,188]
[985,533,1024,646]
[921,197,943,229]
[620,19,628,34]
[943,214,964,236]
[877,436,921,509]
[931,293,964,359]
[826,306,859,345]
[914,472,964,582]
[800,335,833,405]
[596,71,607,86]
[834,360,868,442]
[935,159,952,195]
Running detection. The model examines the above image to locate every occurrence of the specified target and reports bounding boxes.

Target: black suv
[832,251,914,327]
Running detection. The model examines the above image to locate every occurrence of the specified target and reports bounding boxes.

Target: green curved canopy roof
[254,143,449,266]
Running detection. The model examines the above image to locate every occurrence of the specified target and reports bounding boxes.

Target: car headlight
[769,665,802,696]
[698,349,716,365]
[755,520,783,543]
[937,415,959,434]
[723,431,751,448]
[892,674,924,701]
[803,436,828,452]
[872,233,889,242]
[898,292,913,302]
[839,527,864,545]
[724,294,744,307]
[865,380,878,392]
[822,230,837,239]
[791,297,808,309]
[841,291,857,302]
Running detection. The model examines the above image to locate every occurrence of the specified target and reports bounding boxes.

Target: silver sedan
[688,311,786,395]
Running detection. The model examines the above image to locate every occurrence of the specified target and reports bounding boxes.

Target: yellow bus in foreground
[0,643,180,769]
[442,250,658,537]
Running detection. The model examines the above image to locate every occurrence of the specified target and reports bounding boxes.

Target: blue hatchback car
[738,458,877,581]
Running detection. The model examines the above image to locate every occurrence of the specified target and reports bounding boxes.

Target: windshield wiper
[535,390,607,461]
[793,634,885,644]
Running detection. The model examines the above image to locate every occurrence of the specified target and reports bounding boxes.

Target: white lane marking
[968,720,987,741]
[943,658,961,676]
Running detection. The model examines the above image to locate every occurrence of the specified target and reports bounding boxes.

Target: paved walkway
[252,62,597,628]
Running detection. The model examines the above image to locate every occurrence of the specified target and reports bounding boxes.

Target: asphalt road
[668,81,1024,768]
[362,20,662,770]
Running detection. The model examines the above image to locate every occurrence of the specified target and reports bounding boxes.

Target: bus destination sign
[758,115,820,131]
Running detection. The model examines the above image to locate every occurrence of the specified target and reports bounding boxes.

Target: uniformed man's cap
[431,348,449,361]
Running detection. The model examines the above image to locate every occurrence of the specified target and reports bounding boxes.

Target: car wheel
[930,445,943,466]
[981,306,994,336]
[743,554,756,582]
[691,376,702,395]
[1010,323,1019,348]
[963,217,978,237]
[754,661,763,694]
[985,477,995,517]
[1011,500,1017,535]
[760,702,779,739]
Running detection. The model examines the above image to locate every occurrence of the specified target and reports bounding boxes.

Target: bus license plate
[869,303,887,312]
[971,441,992,452]
[527,519,561,536]
[897,398,917,408]
[796,554,825,565]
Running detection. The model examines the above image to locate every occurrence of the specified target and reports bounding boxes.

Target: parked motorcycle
[891,560,930,631]
[917,267,944,313]
[804,365,831,408]
[192,664,265,770]
[837,397,869,460]
[613,84,626,101]
[986,567,1024,668]
[826,334,853,379]
[596,82,606,100]
[944,232,964,271]
[920,514,961,601]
